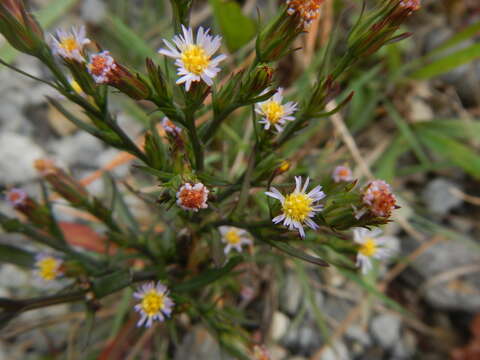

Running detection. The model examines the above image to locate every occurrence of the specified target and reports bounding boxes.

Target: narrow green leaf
[429,20,480,57]
[418,128,480,179]
[209,0,256,52]
[412,42,480,79]
[173,256,242,292]
[0,244,35,268]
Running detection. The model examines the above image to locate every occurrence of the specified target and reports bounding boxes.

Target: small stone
[317,341,350,360]
[271,311,290,341]
[280,273,303,315]
[371,314,402,349]
[174,326,234,360]
[50,131,103,168]
[422,178,463,216]
[392,329,417,359]
[346,325,371,346]
[0,132,46,184]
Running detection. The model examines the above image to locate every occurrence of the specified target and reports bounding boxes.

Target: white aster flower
[133,281,175,328]
[159,25,227,91]
[176,182,209,211]
[255,88,298,133]
[266,176,326,238]
[50,26,90,62]
[353,227,394,274]
[34,253,63,282]
[219,226,252,254]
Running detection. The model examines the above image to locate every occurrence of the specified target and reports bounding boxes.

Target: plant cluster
[0,0,419,357]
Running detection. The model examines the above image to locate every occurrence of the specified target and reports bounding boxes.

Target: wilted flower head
[362,180,397,218]
[5,188,27,208]
[176,182,209,211]
[133,281,174,328]
[399,0,421,13]
[50,26,90,62]
[266,176,326,238]
[87,51,117,84]
[353,228,394,274]
[286,0,324,29]
[219,226,252,254]
[159,25,227,91]
[332,165,353,183]
[34,253,63,281]
[161,117,182,135]
[255,88,298,133]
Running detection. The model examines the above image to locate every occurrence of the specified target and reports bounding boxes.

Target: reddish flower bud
[362,180,397,218]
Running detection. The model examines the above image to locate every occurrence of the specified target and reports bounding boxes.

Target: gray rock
[50,131,103,168]
[371,314,402,349]
[392,330,417,359]
[174,326,234,360]
[0,132,46,184]
[271,311,290,341]
[318,341,350,360]
[346,325,371,346]
[422,178,462,216]
[280,273,303,315]
[282,320,322,355]
[407,238,480,311]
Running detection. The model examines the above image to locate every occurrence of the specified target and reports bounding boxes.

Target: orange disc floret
[286,0,324,28]
[362,180,397,218]
[176,183,209,212]
[88,51,117,84]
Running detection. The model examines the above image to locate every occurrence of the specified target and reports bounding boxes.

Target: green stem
[185,112,204,171]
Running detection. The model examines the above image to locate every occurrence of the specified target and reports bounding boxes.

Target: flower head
[34,253,63,281]
[162,117,182,135]
[159,25,227,91]
[266,176,326,238]
[5,188,27,208]
[255,88,298,133]
[286,0,324,28]
[50,26,90,62]
[176,182,209,211]
[362,180,397,218]
[87,50,117,84]
[353,228,393,274]
[219,226,252,254]
[133,281,174,328]
[332,165,353,183]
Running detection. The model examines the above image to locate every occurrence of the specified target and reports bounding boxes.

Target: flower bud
[5,188,52,229]
[241,64,274,100]
[88,51,151,100]
[0,0,44,55]
[34,159,89,206]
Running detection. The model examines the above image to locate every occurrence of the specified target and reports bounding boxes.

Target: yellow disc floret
[37,257,61,281]
[181,45,210,75]
[141,290,165,316]
[359,238,378,257]
[225,230,241,245]
[262,101,285,125]
[60,37,79,53]
[282,193,313,222]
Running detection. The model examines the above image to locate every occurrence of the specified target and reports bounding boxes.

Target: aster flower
[5,188,27,208]
[362,180,397,218]
[219,226,252,254]
[255,88,298,133]
[158,25,227,91]
[133,281,174,328]
[286,0,324,29]
[87,50,117,84]
[332,165,353,183]
[176,182,209,211]
[266,176,326,238]
[34,253,63,282]
[161,117,182,135]
[50,26,90,62]
[353,228,394,274]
